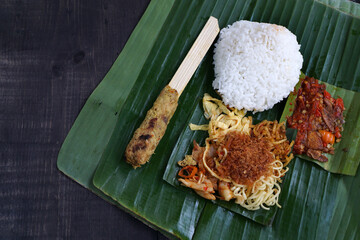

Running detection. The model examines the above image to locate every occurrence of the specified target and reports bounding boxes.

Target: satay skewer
[125,16,220,168]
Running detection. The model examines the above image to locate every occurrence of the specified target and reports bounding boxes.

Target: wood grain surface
[0,0,168,239]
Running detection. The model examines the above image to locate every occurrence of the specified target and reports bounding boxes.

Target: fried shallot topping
[207,131,275,186]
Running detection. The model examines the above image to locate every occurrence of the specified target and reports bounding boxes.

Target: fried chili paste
[287,76,345,162]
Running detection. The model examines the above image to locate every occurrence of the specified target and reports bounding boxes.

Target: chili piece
[178,166,198,178]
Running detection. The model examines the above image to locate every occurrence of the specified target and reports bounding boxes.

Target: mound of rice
[213,20,303,112]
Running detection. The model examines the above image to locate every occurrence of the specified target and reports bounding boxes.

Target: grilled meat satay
[124,16,219,168]
[125,85,178,168]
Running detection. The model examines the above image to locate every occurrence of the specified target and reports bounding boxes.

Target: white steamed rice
[213,20,303,112]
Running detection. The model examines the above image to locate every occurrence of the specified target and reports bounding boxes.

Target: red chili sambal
[287,76,345,162]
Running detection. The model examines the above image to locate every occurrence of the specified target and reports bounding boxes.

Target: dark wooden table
[1,0,169,239]
[2,0,360,239]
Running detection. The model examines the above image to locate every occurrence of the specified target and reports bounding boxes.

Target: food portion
[177,94,294,210]
[125,85,179,168]
[287,76,345,162]
[213,20,303,112]
[125,17,219,169]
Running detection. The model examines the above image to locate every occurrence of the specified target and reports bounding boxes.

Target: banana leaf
[280,76,360,176]
[57,0,181,238]
[58,0,360,239]
[57,0,173,188]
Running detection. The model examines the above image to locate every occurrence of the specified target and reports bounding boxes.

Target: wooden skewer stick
[169,16,220,95]
[125,17,220,168]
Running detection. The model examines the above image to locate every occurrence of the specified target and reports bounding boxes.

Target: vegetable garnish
[178,166,198,178]
[318,130,335,145]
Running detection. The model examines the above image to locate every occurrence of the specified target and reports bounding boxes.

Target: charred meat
[125,85,179,168]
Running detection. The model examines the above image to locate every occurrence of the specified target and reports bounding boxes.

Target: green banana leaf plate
[57,0,360,239]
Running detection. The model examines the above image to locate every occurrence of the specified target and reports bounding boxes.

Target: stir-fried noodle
[178,94,294,210]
